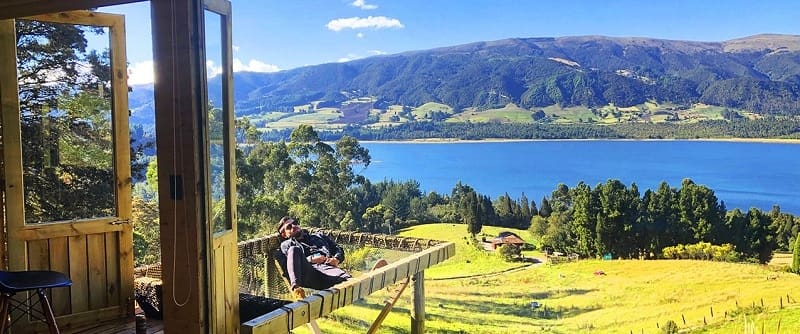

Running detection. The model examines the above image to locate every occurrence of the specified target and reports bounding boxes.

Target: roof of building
[491,232,526,245]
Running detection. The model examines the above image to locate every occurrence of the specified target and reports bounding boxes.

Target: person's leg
[307,264,352,290]
[285,245,316,289]
[287,246,351,290]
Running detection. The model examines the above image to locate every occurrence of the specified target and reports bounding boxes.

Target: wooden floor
[59,303,166,333]
[65,316,164,334]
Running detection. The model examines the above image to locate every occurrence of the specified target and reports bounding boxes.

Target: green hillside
[300,223,800,334]
[127,34,800,131]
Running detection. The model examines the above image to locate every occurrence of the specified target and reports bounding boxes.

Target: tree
[16,20,152,226]
[539,197,552,218]
[497,244,521,261]
[646,182,680,255]
[595,180,637,258]
[235,125,371,238]
[769,205,798,251]
[677,179,725,243]
[461,191,481,236]
[362,205,389,233]
[493,192,515,226]
[793,235,800,273]
[741,208,777,264]
[132,196,160,266]
[550,183,571,214]
[16,20,91,110]
[519,192,531,221]
[570,182,597,257]
[532,110,546,121]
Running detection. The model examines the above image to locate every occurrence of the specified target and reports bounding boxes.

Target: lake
[359,140,800,215]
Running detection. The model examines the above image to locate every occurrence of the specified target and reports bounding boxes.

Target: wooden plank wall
[15,230,124,333]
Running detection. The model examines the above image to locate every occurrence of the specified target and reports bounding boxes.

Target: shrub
[661,242,739,262]
[497,244,521,261]
[341,246,380,271]
[662,320,679,334]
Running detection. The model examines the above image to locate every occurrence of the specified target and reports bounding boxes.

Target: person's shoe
[292,287,306,300]
[371,258,389,271]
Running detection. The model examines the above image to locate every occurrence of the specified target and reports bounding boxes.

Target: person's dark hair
[277,216,297,238]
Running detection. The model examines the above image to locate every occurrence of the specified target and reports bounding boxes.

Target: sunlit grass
[447,103,535,123]
[542,105,597,123]
[262,109,342,129]
[413,102,453,119]
[293,223,800,334]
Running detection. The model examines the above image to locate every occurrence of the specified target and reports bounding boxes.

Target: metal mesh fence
[236,229,444,300]
[132,229,447,320]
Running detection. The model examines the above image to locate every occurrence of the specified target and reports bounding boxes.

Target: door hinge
[110,219,131,225]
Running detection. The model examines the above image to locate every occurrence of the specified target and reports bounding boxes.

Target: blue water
[359,140,800,215]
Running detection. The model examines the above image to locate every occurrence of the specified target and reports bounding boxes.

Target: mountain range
[128,34,800,127]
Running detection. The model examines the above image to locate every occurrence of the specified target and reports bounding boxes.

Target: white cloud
[206,60,223,78]
[356,32,365,38]
[351,0,377,10]
[326,16,404,32]
[127,58,279,85]
[233,59,280,73]
[336,50,388,63]
[338,54,360,63]
[233,45,240,52]
[128,61,154,85]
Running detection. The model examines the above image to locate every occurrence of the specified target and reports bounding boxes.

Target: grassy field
[293,223,800,334]
[252,101,768,131]
[260,108,343,129]
[413,102,453,120]
[447,104,535,123]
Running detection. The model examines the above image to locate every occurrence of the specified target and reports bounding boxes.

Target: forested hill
[129,34,800,126]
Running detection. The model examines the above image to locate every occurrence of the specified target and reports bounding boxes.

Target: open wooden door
[202,0,239,332]
[0,11,132,333]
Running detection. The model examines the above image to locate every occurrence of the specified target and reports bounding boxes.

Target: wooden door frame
[201,0,239,332]
[0,11,133,331]
[1,1,234,332]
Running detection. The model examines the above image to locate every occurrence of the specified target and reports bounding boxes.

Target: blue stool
[0,270,72,334]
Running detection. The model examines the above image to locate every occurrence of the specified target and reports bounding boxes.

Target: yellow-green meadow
[298,223,800,333]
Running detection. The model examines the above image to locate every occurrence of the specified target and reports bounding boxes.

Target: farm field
[297,224,800,334]
[251,100,766,133]
[447,103,535,123]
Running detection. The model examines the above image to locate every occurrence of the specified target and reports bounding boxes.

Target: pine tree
[539,197,552,218]
[792,234,800,273]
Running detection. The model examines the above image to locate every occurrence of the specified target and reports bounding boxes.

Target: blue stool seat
[0,270,72,334]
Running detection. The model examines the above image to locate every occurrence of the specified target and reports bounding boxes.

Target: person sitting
[277,216,352,299]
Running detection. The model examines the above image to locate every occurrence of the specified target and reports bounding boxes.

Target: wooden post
[151,0,209,332]
[411,271,425,334]
[0,18,17,272]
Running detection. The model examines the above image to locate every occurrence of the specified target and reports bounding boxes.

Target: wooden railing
[238,230,455,334]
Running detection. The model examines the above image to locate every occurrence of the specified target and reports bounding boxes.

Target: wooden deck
[65,316,164,334]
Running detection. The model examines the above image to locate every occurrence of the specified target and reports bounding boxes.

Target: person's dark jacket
[280,230,345,263]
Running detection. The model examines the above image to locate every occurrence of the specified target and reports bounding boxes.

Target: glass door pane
[204,9,230,235]
[16,20,116,224]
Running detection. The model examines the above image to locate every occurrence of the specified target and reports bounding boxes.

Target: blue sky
[94,0,799,85]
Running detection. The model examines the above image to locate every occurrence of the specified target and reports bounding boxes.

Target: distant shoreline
[359,137,800,144]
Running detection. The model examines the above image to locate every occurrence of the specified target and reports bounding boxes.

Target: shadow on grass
[520,256,543,264]
[458,288,597,300]
[327,288,600,332]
